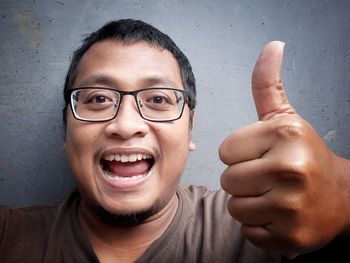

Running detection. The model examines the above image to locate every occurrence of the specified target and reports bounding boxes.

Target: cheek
[65,118,100,169]
[154,122,192,162]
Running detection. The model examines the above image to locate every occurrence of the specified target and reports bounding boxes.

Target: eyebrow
[77,75,115,87]
[76,74,181,89]
[142,76,180,88]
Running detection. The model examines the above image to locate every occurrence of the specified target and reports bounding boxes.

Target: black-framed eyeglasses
[67,87,190,122]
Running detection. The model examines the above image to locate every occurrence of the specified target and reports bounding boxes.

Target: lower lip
[100,166,152,190]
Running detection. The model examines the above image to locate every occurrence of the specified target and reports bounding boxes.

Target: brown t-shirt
[0,185,280,262]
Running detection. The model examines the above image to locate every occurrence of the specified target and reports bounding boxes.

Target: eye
[89,95,110,104]
[84,92,114,105]
[139,89,179,111]
[149,96,167,104]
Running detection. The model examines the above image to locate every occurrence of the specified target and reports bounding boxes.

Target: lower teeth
[104,170,145,181]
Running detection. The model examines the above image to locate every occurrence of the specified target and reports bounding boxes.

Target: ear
[189,110,196,151]
[189,141,196,151]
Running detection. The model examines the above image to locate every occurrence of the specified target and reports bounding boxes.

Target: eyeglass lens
[71,88,185,121]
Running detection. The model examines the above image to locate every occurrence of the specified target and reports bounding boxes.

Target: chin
[87,198,163,227]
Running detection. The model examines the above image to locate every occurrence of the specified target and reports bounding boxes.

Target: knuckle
[269,204,312,249]
[282,196,304,216]
[273,157,309,183]
[274,118,305,140]
[270,193,305,216]
[279,160,307,177]
[283,227,311,249]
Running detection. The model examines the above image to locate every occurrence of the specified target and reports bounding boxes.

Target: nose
[104,96,149,140]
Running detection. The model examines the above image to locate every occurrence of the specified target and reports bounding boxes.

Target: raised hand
[219,41,350,256]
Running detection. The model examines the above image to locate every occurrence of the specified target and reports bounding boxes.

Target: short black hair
[63,19,196,124]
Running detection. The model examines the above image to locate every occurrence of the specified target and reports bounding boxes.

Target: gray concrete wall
[1,0,349,208]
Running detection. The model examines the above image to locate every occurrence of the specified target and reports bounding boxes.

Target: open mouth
[100,153,155,183]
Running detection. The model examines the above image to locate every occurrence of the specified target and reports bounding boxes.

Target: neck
[79,194,178,263]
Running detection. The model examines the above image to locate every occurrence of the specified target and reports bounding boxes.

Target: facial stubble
[85,196,166,227]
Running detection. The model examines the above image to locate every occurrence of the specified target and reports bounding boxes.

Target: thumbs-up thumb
[252,41,296,121]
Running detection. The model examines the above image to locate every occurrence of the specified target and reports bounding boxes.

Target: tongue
[107,160,150,177]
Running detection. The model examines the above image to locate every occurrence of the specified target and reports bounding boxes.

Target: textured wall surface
[1,0,349,208]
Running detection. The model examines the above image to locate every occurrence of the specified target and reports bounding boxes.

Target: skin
[219,41,350,257]
[65,40,195,262]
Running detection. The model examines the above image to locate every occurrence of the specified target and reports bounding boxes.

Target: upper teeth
[104,153,152,163]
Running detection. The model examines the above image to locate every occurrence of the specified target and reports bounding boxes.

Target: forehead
[74,40,183,89]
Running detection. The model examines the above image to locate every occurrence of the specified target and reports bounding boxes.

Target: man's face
[65,40,195,221]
